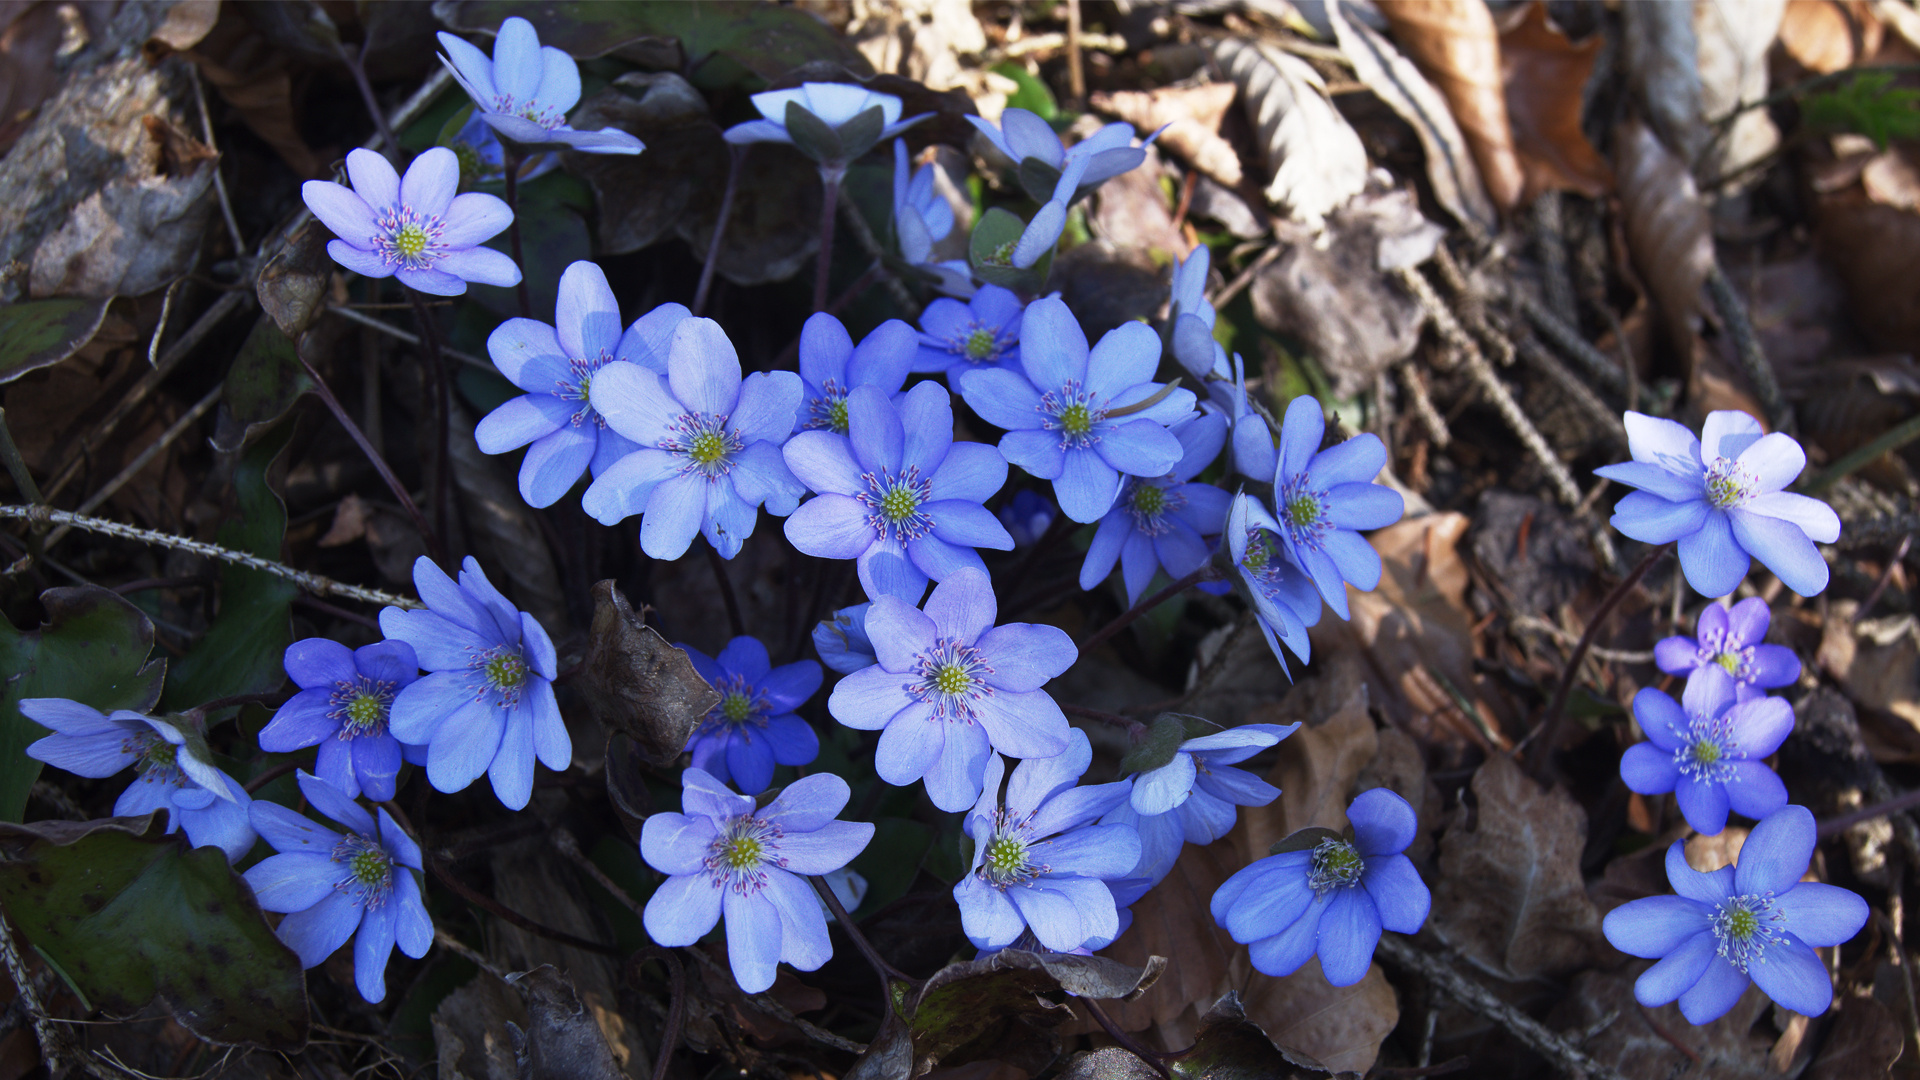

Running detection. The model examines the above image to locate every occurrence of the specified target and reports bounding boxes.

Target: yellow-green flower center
[688,430,728,467]
[1725,906,1757,940]
[1689,739,1723,767]
[965,328,997,360]
[350,847,390,886]
[1308,837,1365,893]
[933,662,972,696]
[1132,485,1167,516]
[986,835,1027,876]
[881,484,920,524]
[1715,652,1741,676]
[721,691,753,724]
[347,694,383,728]
[722,836,763,871]
[826,397,849,433]
[1058,402,1093,436]
[487,652,527,691]
[144,741,176,769]
[1286,493,1321,526]
[392,224,429,260]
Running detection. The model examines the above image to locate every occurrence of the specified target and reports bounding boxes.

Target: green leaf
[0,586,165,821]
[0,813,309,1048]
[848,817,932,919]
[906,950,1165,1074]
[433,1,871,87]
[1802,71,1920,149]
[218,317,312,452]
[784,98,846,165]
[0,297,111,385]
[991,62,1059,123]
[968,206,1052,294]
[161,422,296,709]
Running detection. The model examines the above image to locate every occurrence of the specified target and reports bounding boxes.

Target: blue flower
[679,636,822,795]
[476,263,687,508]
[1101,722,1298,884]
[966,108,1157,204]
[380,556,566,811]
[244,772,431,1004]
[812,603,877,675]
[448,111,557,185]
[1212,788,1430,987]
[958,297,1196,523]
[583,315,806,560]
[1620,677,1791,836]
[22,701,255,862]
[1227,491,1321,673]
[1169,245,1228,380]
[1594,411,1841,598]
[1002,155,1091,270]
[828,567,1076,811]
[437,17,644,154]
[1655,597,1800,704]
[785,382,1013,601]
[261,639,421,803]
[914,284,1024,376]
[723,82,927,166]
[893,139,972,296]
[1080,412,1232,605]
[796,313,917,434]
[641,768,874,993]
[1603,805,1867,1024]
[1260,396,1404,619]
[302,147,521,296]
[953,731,1140,952]
[998,488,1056,548]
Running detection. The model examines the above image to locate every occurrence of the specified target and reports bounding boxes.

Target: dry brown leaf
[1807,997,1904,1080]
[1815,184,1920,354]
[0,4,71,158]
[1090,83,1242,187]
[1211,36,1369,227]
[1781,0,1885,72]
[149,0,220,51]
[1430,753,1607,981]
[1084,834,1241,1045]
[1862,149,1920,210]
[1818,599,1920,732]
[1241,957,1399,1076]
[1623,0,1707,166]
[1376,0,1524,211]
[316,493,370,548]
[1553,968,1779,1080]
[1615,118,1714,370]
[1241,655,1379,854]
[183,7,321,179]
[1500,2,1612,199]
[1695,0,1787,187]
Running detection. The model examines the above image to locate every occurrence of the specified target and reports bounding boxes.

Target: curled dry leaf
[1375,0,1524,211]
[576,581,720,767]
[1500,1,1612,199]
[1623,0,1707,167]
[1614,118,1714,370]
[505,966,627,1080]
[1430,753,1606,981]
[1815,181,1920,355]
[1817,599,1920,740]
[1329,0,1497,233]
[1089,82,1242,187]
[907,949,1165,1075]
[1694,0,1787,188]
[1807,997,1905,1080]
[1780,0,1885,74]
[1553,966,1779,1080]
[433,974,529,1080]
[1210,36,1369,228]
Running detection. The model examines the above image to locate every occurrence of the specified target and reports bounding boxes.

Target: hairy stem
[404,287,453,547]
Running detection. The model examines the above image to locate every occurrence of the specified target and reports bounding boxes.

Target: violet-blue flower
[380,556,566,811]
[1256,396,1404,619]
[641,768,874,993]
[795,313,916,434]
[1212,788,1430,987]
[476,263,687,507]
[914,284,1024,376]
[958,297,1195,523]
[244,771,431,1004]
[813,603,877,675]
[1169,245,1230,384]
[953,731,1140,952]
[437,17,644,154]
[893,139,972,296]
[967,107,1158,203]
[261,638,421,803]
[1080,411,1232,605]
[1655,597,1800,703]
[828,567,1076,811]
[584,315,806,560]
[1620,676,1791,836]
[999,488,1056,548]
[723,82,927,166]
[1603,805,1867,1024]
[1594,410,1841,598]
[449,110,557,185]
[785,382,1012,601]
[301,147,521,296]
[679,636,822,795]
[1102,721,1298,884]
[22,700,255,862]
[1227,490,1321,673]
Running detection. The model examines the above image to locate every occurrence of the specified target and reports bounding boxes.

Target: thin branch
[0,904,67,1074]
[1207,244,1283,311]
[809,875,913,998]
[428,857,621,957]
[1080,564,1217,651]
[325,305,492,371]
[0,408,43,504]
[706,541,746,638]
[1804,412,1920,494]
[300,352,442,562]
[1704,264,1792,432]
[1527,543,1671,776]
[1819,787,1920,838]
[44,384,225,551]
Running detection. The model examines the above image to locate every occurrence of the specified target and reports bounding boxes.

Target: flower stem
[813,165,845,313]
[501,149,533,319]
[298,350,442,563]
[1061,703,1148,740]
[693,144,744,319]
[635,946,687,1080]
[404,287,453,548]
[1527,542,1671,776]
[705,541,746,638]
[1081,564,1219,652]
[1082,999,1171,1079]
[809,874,912,1003]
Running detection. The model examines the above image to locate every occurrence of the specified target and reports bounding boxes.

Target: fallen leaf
[1694,0,1787,186]
[1085,145,1186,269]
[1468,490,1596,619]
[1806,996,1904,1080]
[505,966,625,1080]
[254,221,333,338]
[575,581,720,768]
[1242,652,1380,852]
[1614,118,1714,371]
[1500,2,1612,199]
[1553,968,1779,1080]
[1862,148,1920,210]
[1818,600,1920,736]
[0,297,111,386]
[1815,182,1920,355]
[317,493,371,548]
[218,316,311,453]
[148,0,220,51]
[433,975,529,1080]
[1780,0,1885,73]
[908,950,1164,1075]
[1376,0,1525,211]
[182,8,321,179]
[846,0,988,96]
[0,4,70,158]
[1430,753,1607,981]
[1090,83,1243,187]
[1622,0,1707,166]
[1211,37,1369,228]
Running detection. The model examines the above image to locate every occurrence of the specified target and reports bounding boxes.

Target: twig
[630,948,686,1080]
[146,280,181,369]
[404,287,453,546]
[1512,292,1646,408]
[501,149,533,320]
[325,305,492,371]
[1856,534,1914,621]
[809,874,911,999]
[693,145,745,319]
[1207,244,1283,311]
[1065,0,1087,110]
[435,928,508,979]
[1819,787,1920,838]
[553,829,645,919]
[44,384,224,551]
[300,353,442,562]
[243,760,301,794]
[0,505,420,608]
[1082,998,1171,1079]
[0,905,66,1074]
[338,41,400,164]
[1514,336,1628,447]
[1398,362,1451,449]
[0,409,43,504]
[1080,564,1217,651]
[1376,936,1631,1080]
[1527,543,1671,776]
[1400,266,1582,507]
[706,542,746,638]
[186,64,245,256]
[429,857,621,956]
[1704,264,1792,432]
[1804,412,1920,494]
[1510,615,1654,663]
[1533,191,1578,330]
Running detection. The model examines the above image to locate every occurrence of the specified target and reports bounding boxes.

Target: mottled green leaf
[0,297,111,385]
[219,316,311,452]
[0,813,308,1048]
[969,206,1053,294]
[0,586,165,821]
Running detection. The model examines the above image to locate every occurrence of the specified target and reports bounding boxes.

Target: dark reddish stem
[1080,564,1218,651]
[502,149,532,319]
[1527,542,1671,775]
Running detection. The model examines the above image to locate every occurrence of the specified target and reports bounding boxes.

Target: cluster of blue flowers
[13,14,1870,1032]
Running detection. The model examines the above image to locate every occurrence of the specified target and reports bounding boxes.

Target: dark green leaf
[992,62,1059,123]
[218,317,312,453]
[848,817,933,918]
[161,422,295,709]
[1803,71,1920,150]
[0,813,308,1048]
[785,99,846,166]
[0,297,111,385]
[969,206,1052,294]
[1118,714,1187,776]
[834,104,890,163]
[0,586,165,821]
[906,950,1165,1074]
[1018,156,1065,204]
